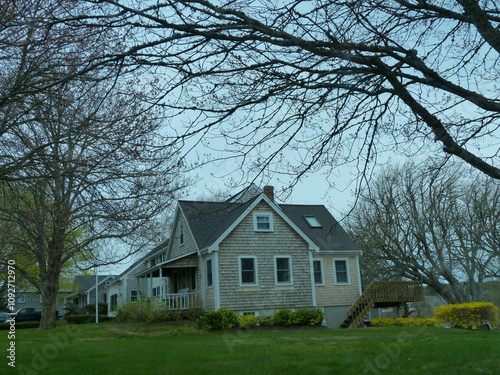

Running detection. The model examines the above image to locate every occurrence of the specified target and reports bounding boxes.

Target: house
[106,244,164,316]
[69,275,115,310]
[133,184,364,328]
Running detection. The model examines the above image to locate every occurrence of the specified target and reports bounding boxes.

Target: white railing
[151,293,198,310]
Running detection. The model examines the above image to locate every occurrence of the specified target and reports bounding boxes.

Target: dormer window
[304,215,322,228]
[253,212,273,232]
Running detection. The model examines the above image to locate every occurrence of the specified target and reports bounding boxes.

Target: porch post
[213,252,220,310]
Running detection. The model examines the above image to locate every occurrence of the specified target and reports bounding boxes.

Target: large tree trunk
[39,274,60,330]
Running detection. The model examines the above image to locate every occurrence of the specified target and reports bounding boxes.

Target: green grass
[1,322,499,374]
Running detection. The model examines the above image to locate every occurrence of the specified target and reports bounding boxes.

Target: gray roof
[115,240,169,279]
[179,194,358,251]
[179,197,258,250]
[74,275,115,294]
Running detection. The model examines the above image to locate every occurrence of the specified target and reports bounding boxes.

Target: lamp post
[95,265,99,324]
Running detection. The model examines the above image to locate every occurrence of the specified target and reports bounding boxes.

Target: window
[253,212,273,231]
[18,293,26,304]
[275,256,292,285]
[334,259,350,285]
[179,221,184,245]
[130,290,138,301]
[206,259,213,287]
[313,260,324,285]
[152,286,161,296]
[304,215,322,228]
[110,294,118,311]
[239,256,257,286]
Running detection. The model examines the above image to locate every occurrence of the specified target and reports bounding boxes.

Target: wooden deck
[341,281,424,329]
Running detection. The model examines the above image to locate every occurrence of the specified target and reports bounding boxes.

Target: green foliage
[63,303,82,318]
[273,309,295,326]
[84,303,108,315]
[370,318,438,327]
[115,299,183,323]
[434,302,499,329]
[257,315,274,327]
[293,308,325,326]
[237,314,259,329]
[200,309,238,330]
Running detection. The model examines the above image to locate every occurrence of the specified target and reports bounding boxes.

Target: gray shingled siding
[169,216,198,260]
[217,202,314,312]
[314,256,360,307]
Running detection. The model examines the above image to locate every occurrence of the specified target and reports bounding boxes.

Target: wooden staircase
[341,281,424,329]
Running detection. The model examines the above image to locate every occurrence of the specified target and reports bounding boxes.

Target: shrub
[293,308,325,326]
[63,303,83,318]
[237,314,259,329]
[434,302,499,330]
[257,315,274,327]
[274,309,295,326]
[84,303,108,315]
[115,299,183,323]
[370,318,437,327]
[201,309,238,330]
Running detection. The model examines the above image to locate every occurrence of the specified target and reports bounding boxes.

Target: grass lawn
[1,322,499,374]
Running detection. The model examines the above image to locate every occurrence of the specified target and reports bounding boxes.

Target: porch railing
[151,293,198,310]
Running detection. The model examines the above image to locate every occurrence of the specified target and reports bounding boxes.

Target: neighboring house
[106,244,164,316]
[133,184,364,328]
[67,275,115,311]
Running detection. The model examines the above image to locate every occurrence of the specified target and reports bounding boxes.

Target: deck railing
[343,281,424,329]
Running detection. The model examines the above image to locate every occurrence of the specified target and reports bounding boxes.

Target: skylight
[304,216,322,228]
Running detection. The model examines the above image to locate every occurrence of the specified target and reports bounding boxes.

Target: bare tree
[51,0,500,189]
[348,162,499,304]
[0,1,189,330]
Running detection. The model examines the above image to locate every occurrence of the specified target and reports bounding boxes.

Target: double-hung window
[274,256,292,285]
[239,256,258,286]
[313,259,324,285]
[334,259,350,285]
[130,290,138,301]
[206,258,213,287]
[253,212,273,231]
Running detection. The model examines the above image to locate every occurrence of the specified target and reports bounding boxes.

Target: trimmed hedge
[434,302,499,330]
[200,309,238,330]
[199,308,325,330]
[370,318,438,327]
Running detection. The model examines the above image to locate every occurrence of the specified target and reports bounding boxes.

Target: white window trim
[238,256,258,286]
[253,212,274,232]
[274,255,293,285]
[333,258,351,285]
[313,259,325,286]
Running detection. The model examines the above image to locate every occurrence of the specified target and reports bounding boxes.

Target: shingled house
[133,185,363,328]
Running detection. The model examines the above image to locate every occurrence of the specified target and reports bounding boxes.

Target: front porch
[137,253,200,311]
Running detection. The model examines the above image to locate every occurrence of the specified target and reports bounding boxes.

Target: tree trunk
[39,275,59,330]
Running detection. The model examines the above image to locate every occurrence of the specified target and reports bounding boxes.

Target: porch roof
[134,251,198,278]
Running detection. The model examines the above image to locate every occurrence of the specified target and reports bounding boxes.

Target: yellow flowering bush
[434,302,499,330]
[370,318,437,327]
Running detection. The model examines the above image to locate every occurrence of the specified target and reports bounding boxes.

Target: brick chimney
[263,185,274,202]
